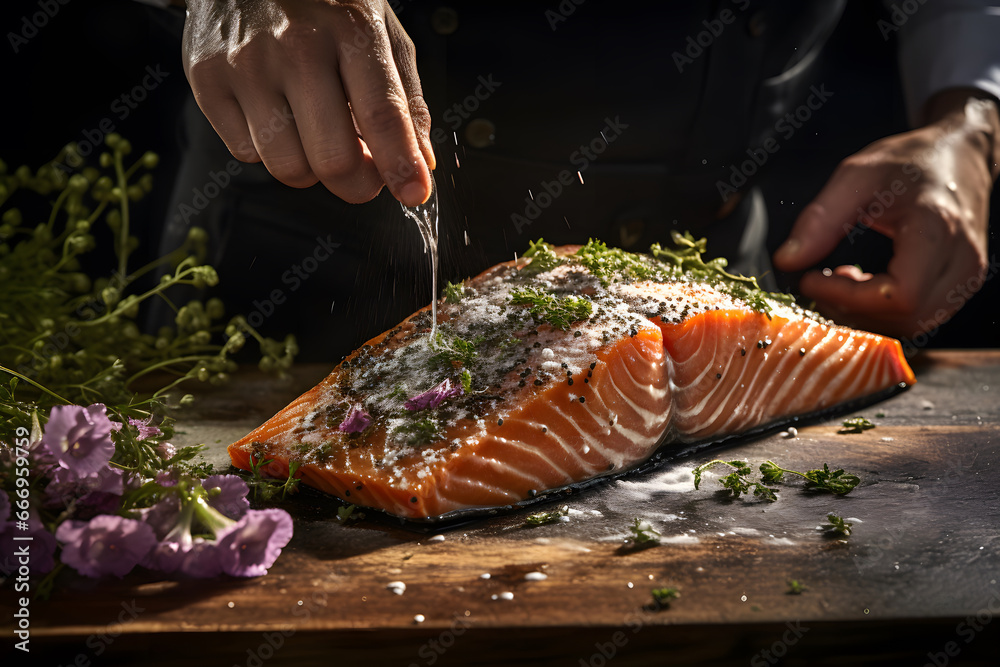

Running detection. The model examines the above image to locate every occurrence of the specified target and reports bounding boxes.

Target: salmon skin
[229,235,915,520]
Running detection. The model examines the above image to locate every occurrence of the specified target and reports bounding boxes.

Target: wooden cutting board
[5,350,1000,666]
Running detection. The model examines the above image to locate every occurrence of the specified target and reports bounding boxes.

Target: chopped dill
[430,331,482,367]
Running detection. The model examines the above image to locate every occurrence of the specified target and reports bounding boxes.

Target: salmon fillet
[229,238,915,519]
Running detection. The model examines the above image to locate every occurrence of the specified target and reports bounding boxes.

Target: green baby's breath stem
[113,146,130,279]
[0,365,73,405]
[46,187,71,232]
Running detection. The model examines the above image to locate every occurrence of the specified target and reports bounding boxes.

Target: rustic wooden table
[6,350,1000,666]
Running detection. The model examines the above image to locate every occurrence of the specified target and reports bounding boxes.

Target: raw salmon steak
[229,236,916,519]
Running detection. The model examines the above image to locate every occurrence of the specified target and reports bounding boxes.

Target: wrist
[923,88,1000,181]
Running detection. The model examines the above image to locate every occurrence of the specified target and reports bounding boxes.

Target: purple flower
[39,404,115,478]
[56,515,157,578]
[0,519,57,575]
[110,415,162,441]
[179,538,223,578]
[202,475,249,520]
[338,403,372,433]
[137,496,181,540]
[216,509,293,577]
[45,465,124,513]
[404,378,463,411]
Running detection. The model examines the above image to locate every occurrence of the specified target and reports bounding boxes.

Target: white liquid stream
[400,175,440,341]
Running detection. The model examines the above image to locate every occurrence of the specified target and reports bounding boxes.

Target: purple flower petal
[157,442,177,461]
[142,539,186,574]
[179,538,223,578]
[55,515,157,578]
[0,519,56,575]
[338,403,372,434]
[404,378,463,411]
[202,475,250,520]
[136,496,181,541]
[216,509,293,578]
[40,404,115,478]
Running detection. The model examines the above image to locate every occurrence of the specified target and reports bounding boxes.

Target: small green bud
[33,225,51,243]
[3,209,22,226]
[180,394,196,407]
[82,167,100,183]
[15,165,31,183]
[196,367,210,382]
[109,187,124,202]
[259,356,275,373]
[141,151,159,169]
[68,174,89,193]
[99,152,113,168]
[102,286,120,307]
[118,139,132,155]
[126,185,143,201]
[105,133,122,149]
[206,298,225,319]
[94,176,113,191]
[139,174,154,192]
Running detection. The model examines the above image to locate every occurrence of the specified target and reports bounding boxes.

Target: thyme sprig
[509,287,593,331]
[693,458,861,500]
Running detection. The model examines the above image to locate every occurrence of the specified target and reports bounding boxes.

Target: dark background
[0,0,996,349]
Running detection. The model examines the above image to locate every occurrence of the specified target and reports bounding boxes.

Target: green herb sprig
[650,587,680,609]
[509,287,592,331]
[759,461,861,495]
[520,238,564,275]
[823,513,853,537]
[693,459,778,501]
[524,505,569,527]
[628,518,661,545]
[838,417,875,434]
[443,280,465,304]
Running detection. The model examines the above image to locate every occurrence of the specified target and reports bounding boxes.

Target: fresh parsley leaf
[443,280,466,303]
[802,464,861,494]
[823,513,853,537]
[786,579,806,595]
[759,460,785,485]
[650,587,680,609]
[839,417,875,434]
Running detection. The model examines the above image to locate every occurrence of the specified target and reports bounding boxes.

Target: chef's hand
[773,89,999,339]
[181,0,435,206]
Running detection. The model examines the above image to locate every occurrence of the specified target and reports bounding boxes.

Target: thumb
[773,163,875,271]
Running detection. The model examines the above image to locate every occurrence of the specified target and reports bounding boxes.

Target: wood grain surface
[4,350,1000,666]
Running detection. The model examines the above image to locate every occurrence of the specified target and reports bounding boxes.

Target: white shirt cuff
[898,7,1000,126]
